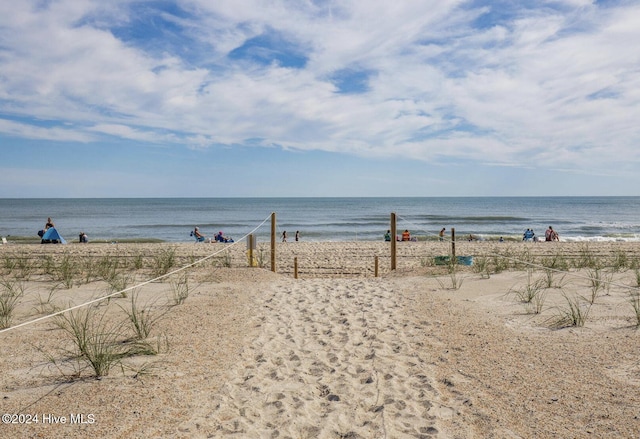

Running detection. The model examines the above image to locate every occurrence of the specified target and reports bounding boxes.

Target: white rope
[0,214,273,335]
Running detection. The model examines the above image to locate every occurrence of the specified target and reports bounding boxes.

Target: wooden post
[248,234,255,267]
[271,212,276,272]
[375,256,379,277]
[451,227,456,261]
[390,212,397,270]
[294,257,298,279]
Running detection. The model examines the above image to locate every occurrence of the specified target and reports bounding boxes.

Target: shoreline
[4,233,640,245]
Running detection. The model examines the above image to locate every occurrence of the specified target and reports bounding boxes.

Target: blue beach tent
[41,227,67,244]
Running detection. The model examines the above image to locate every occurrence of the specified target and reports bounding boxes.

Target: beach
[1,240,640,438]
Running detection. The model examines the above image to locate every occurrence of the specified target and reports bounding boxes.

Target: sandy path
[178,277,447,439]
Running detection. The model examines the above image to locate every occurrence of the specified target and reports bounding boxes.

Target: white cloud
[0,0,639,181]
[0,119,92,142]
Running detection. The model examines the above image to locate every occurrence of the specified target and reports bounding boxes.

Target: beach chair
[1,237,7,245]
[190,231,206,243]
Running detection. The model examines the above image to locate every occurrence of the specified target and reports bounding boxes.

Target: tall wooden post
[248,234,255,267]
[294,257,298,279]
[390,212,397,270]
[271,212,276,272]
[451,227,456,261]
[375,256,379,277]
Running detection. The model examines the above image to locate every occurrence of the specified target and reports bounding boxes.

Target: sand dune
[1,241,639,438]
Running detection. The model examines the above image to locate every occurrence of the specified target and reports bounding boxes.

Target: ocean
[1,197,640,243]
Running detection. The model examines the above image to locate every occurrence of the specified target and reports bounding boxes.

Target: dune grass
[119,290,167,340]
[55,305,162,378]
[509,270,547,314]
[170,272,191,305]
[628,290,640,328]
[550,293,591,328]
[0,279,25,329]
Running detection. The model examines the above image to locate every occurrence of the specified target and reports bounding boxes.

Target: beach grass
[118,290,167,340]
[628,290,640,327]
[152,247,177,278]
[55,306,128,377]
[0,278,25,328]
[551,293,591,328]
[170,272,191,305]
[510,269,547,314]
[55,304,162,378]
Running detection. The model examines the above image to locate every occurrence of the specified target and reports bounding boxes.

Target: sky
[1,0,639,198]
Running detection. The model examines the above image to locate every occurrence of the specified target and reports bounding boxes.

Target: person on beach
[384,230,391,241]
[79,232,88,243]
[295,231,300,242]
[282,231,287,242]
[545,226,559,241]
[192,227,206,242]
[439,228,446,241]
[402,229,411,241]
[215,231,233,242]
[38,217,56,240]
[523,229,534,241]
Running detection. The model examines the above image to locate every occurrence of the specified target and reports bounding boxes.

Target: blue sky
[1,0,639,197]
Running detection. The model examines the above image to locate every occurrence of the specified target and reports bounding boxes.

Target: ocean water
[1,197,640,243]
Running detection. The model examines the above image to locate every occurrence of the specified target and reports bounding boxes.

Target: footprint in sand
[177,278,449,438]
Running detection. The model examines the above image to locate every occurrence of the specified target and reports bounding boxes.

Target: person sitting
[192,227,206,242]
[545,226,559,242]
[215,231,234,243]
[384,230,391,242]
[79,232,88,243]
[401,229,411,241]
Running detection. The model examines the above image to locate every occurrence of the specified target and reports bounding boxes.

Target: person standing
[282,231,287,242]
[439,228,446,241]
[295,231,300,242]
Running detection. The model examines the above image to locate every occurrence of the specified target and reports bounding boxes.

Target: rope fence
[2,211,640,335]
[0,214,273,335]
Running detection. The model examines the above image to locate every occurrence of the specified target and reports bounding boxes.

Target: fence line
[3,212,640,334]
[395,213,640,293]
[0,214,273,335]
